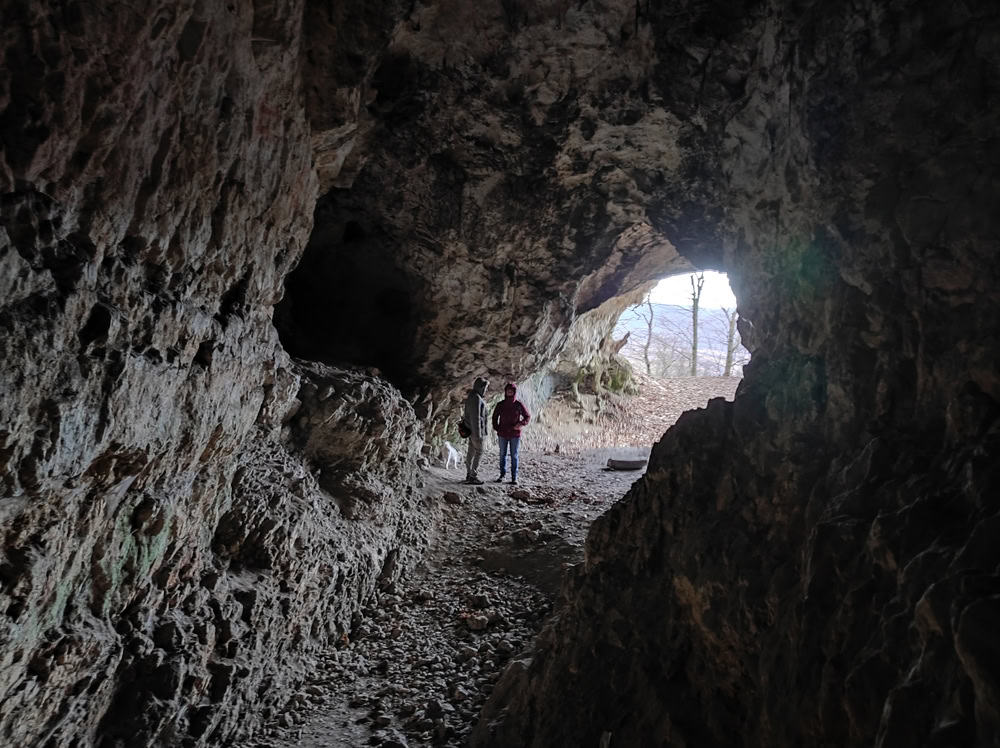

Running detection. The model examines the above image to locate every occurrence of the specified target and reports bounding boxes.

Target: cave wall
[473,1,1000,746]
[0,3,435,745]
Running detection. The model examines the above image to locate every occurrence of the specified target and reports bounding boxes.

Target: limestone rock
[470,2,1000,746]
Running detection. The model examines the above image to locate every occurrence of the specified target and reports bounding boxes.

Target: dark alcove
[274,193,422,391]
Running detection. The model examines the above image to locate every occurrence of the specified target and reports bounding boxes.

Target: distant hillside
[612,303,748,377]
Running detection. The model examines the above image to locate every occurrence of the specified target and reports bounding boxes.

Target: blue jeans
[498,436,520,480]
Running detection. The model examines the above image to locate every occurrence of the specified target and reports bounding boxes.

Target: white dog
[442,441,461,471]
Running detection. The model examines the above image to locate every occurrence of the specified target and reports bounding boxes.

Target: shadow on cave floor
[253,375,740,747]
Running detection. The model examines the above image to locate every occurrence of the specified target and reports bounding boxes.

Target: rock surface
[1,2,323,744]
[470,3,1000,747]
[274,0,703,408]
[0,5,435,743]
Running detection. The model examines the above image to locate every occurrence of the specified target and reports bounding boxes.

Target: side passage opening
[273,197,421,390]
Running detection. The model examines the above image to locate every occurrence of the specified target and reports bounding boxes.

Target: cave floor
[253,448,646,748]
[253,376,739,747]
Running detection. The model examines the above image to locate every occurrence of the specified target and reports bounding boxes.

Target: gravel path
[254,377,739,747]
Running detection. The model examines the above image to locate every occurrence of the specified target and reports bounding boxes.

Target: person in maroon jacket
[491,381,531,485]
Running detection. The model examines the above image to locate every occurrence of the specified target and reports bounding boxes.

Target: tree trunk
[643,299,654,376]
[723,308,738,376]
[689,273,704,376]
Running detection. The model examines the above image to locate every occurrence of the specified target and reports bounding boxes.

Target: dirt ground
[255,376,740,747]
[532,372,742,453]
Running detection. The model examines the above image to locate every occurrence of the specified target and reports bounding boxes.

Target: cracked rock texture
[472,2,1000,747]
[2,0,999,746]
[275,0,702,414]
[0,2,431,746]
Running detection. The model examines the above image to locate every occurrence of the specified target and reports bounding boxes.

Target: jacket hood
[473,377,489,396]
[504,381,517,397]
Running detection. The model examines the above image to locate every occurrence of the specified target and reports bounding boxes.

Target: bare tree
[613,277,749,379]
[652,333,684,377]
[722,307,738,377]
[689,273,705,377]
[694,306,749,376]
[641,298,655,375]
[620,301,657,376]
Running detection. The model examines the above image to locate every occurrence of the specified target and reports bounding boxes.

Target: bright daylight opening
[613,270,748,378]
[533,271,747,456]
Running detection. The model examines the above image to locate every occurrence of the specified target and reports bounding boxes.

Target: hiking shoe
[495,475,505,483]
[510,478,518,485]
[467,477,484,485]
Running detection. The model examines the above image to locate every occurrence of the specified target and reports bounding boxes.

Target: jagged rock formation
[275,2,702,408]
[471,2,1000,747]
[0,2,432,745]
[2,0,998,747]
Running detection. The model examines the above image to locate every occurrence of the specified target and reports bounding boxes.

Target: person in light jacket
[491,381,530,485]
[463,377,489,484]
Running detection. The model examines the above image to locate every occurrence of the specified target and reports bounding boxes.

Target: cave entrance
[533,271,746,454]
[601,269,745,445]
[614,270,746,379]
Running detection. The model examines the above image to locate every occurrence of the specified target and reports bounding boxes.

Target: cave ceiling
[276,0,761,399]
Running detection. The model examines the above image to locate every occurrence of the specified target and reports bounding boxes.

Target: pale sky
[648,271,736,309]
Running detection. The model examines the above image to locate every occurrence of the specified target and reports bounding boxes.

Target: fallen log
[605,458,647,471]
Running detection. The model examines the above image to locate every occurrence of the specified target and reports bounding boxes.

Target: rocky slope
[2,0,998,746]
[533,373,742,453]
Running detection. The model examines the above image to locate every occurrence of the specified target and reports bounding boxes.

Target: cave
[2,1,999,747]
